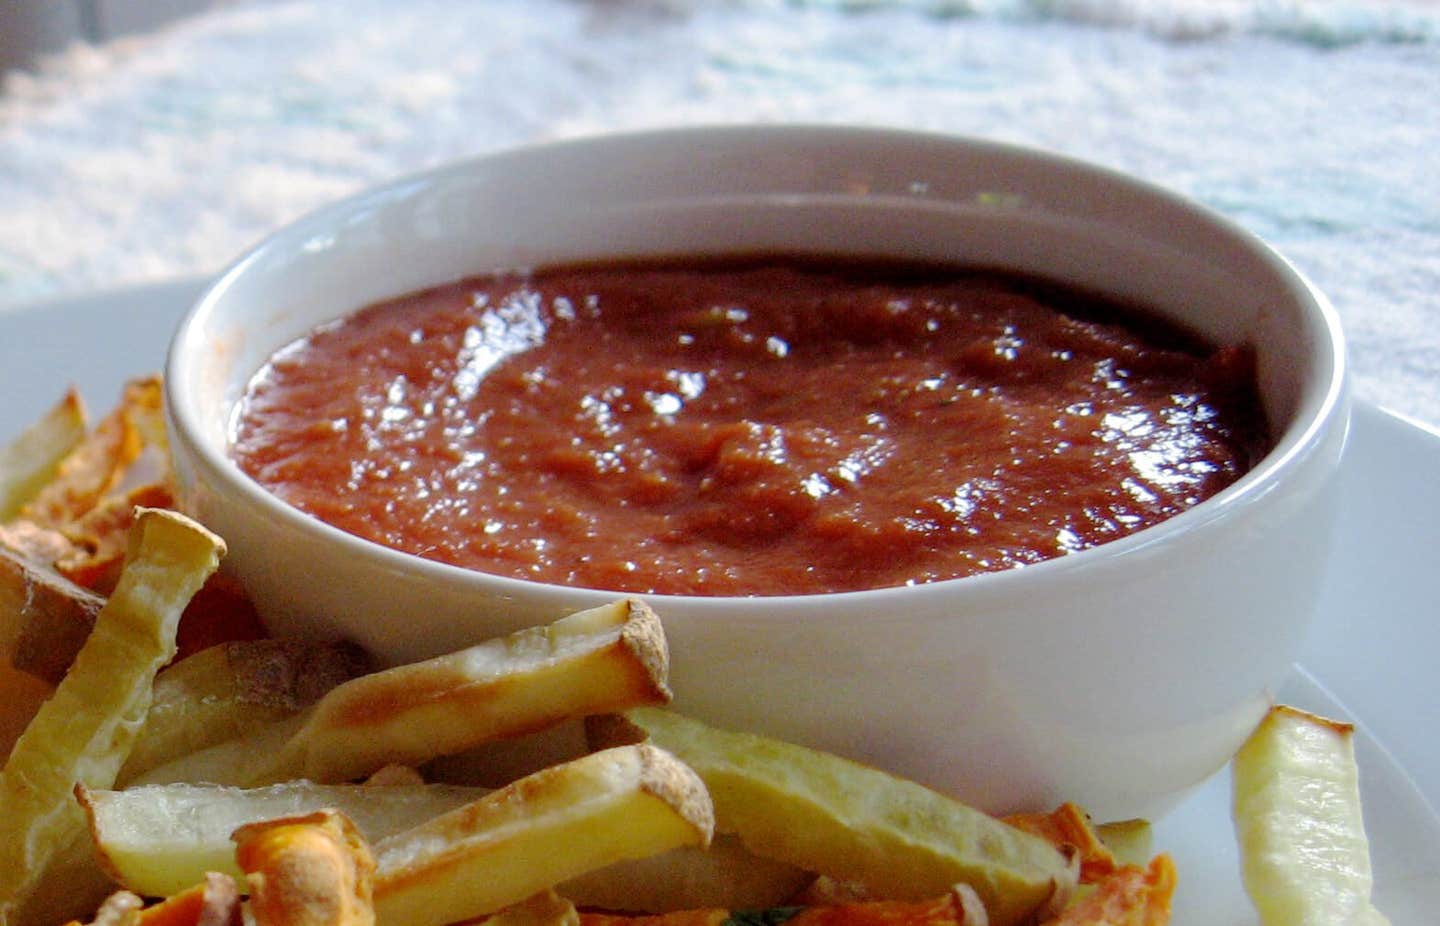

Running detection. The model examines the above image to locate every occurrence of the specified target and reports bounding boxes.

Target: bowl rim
[164,123,1349,617]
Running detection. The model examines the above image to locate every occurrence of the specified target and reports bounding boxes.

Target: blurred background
[1,1,217,71]
[1,0,1437,423]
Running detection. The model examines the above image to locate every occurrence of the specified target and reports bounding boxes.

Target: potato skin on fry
[0,545,105,685]
[118,638,370,786]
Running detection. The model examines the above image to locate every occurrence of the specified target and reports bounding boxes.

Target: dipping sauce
[232,259,1267,595]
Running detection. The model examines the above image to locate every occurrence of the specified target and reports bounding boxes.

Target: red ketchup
[232,259,1267,596]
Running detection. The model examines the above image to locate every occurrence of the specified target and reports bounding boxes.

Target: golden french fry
[54,482,177,594]
[1232,705,1390,926]
[0,388,87,521]
[588,709,1074,926]
[0,509,224,925]
[292,598,670,783]
[557,833,812,913]
[118,639,369,785]
[373,744,714,926]
[12,378,170,558]
[80,780,481,897]
[117,376,169,467]
[138,599,671,788]
[16,382,149,531]
[234,809,375,926]
[423,718,593,788]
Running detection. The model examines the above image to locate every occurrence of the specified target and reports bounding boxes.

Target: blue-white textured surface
[1,0,1437,423]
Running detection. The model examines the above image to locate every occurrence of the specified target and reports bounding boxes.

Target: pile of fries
[0,382,1388,926]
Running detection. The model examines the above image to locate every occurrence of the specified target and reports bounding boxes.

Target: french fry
[557,834,813,914]
[128,873,240,926]
[127,713,309,788]
[234,810,376,926]
[79,780,481,897]
[67,891,142,926]
[423,718,594,788]
[138,599,671,787]
[0,545,106,685]
[1003,804,1115,884]
[372,744,714,926]
[0,665,52,761]
[118,638,370,785]
[587,709,1075,926]
[88,775,800,912]
[16,379,157,531]
[1093,821,1152,869]
[0,388,87,521]
[1039,855,1175,926]
[1232,705,1390,926]
[0,509,224,926]
[293,598,670,784]
[70,874,240,926]
[363,765,426,786]
[1019,815,1156,915]
[6,377,175,604]
[0,520,75,567]
[54,482,177,594]
[479,891,580,926]
[119,376,170,467]
[794,877,881,906]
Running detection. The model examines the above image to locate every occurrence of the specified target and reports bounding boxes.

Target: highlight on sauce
[230,258,1269,596]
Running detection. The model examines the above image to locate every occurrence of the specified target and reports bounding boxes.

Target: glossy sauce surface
[232,260,1267,595]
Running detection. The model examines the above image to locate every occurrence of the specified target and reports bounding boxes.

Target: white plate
[3,279,1438,924]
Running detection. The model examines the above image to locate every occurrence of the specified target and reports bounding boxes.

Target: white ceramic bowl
[166,125,1348,820]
